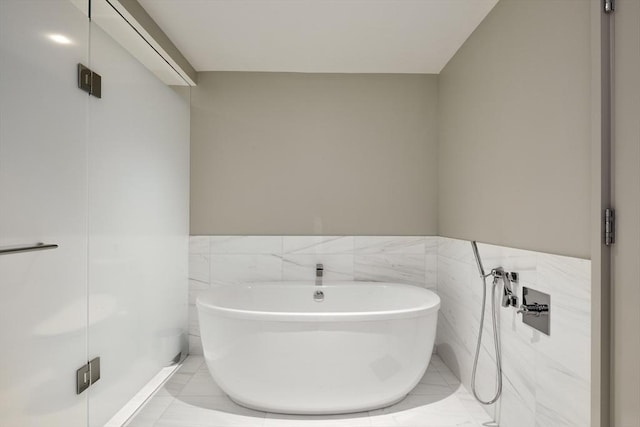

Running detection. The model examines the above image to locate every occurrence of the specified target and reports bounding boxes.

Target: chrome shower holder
[488,267,519,308]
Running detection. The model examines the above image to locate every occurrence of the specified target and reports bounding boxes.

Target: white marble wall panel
[354,236,426,254]
[189,236,210,254]
[188,235,438,354]
[187,237,211,355]
[210,254,283,285]
[534,352,590,427]
[436,237,590,427]
[283,254,354,281]
[354,253,427,287]
[210,236,282,254]
[425,246,438,289]
[535,253,591,380]
[189,237,210,284]
[353,236,438,289]
[283,236,354,254]
[282,236,355,281]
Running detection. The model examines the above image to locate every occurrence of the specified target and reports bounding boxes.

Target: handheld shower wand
[471,241,486,278]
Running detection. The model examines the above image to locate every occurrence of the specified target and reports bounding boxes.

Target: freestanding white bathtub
[196,282,440,414]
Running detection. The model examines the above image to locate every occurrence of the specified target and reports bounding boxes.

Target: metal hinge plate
[76,357,101,394]
[604,0,614,14]
[605,208,615,246]
[77,63,102,98]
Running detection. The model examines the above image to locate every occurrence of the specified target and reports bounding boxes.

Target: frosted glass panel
[0,1,89,426]
[0,1,189,425]
[86,18,190,427]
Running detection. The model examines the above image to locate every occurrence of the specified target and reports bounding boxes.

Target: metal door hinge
[605,208,615,246]
[604,0,614,14]
[76,357,101,394]
[77,64,102,98]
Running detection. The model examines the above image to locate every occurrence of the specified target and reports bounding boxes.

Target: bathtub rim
[196,281,440,322]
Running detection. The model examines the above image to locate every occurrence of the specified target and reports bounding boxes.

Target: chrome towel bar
[0,243,58,255]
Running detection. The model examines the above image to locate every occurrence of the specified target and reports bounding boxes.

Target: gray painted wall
[437,0,592,259]
[189,0,594,260]
[190,72,439,236]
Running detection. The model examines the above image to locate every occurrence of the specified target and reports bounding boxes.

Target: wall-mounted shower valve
[519,286,551,335]
[517,303,549,317]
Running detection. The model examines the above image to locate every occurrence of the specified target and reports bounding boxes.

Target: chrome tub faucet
[316,263,324,286]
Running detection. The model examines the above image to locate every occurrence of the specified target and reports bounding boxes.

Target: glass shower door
[0,1,189,425]
[86,1,190,425]
[0,1,90,426]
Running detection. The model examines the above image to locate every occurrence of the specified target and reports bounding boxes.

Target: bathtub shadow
[168,387,460,425]
[266,389,460,421]
[159,353,482,426]
[166,380,460,425]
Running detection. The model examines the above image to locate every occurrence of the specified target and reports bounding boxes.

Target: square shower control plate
[521,287,550,335]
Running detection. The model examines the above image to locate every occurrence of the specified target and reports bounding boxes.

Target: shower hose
[471,272,502,405]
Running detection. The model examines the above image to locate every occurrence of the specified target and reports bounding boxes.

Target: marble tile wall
[188,236,438,354]
[187,235,591,427]
[436,237,591,427]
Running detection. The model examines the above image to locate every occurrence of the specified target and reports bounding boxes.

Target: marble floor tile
[408,382,453,397]
[158,372,192,397]
[437,367,462,388]
[155,395,267,427]
[426,355,449,372]
[124,354,493,427]
[495,379,534,427]
[179,371,226,397]
[124,396,174,427]
[455,387,496,426]
[369,394,480,427]
[417,369,450,386]
[178,356,204,374]
[188,335,203,356]
[264,412,372,427]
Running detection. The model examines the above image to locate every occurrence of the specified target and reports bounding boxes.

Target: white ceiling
[138,0,498,74]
